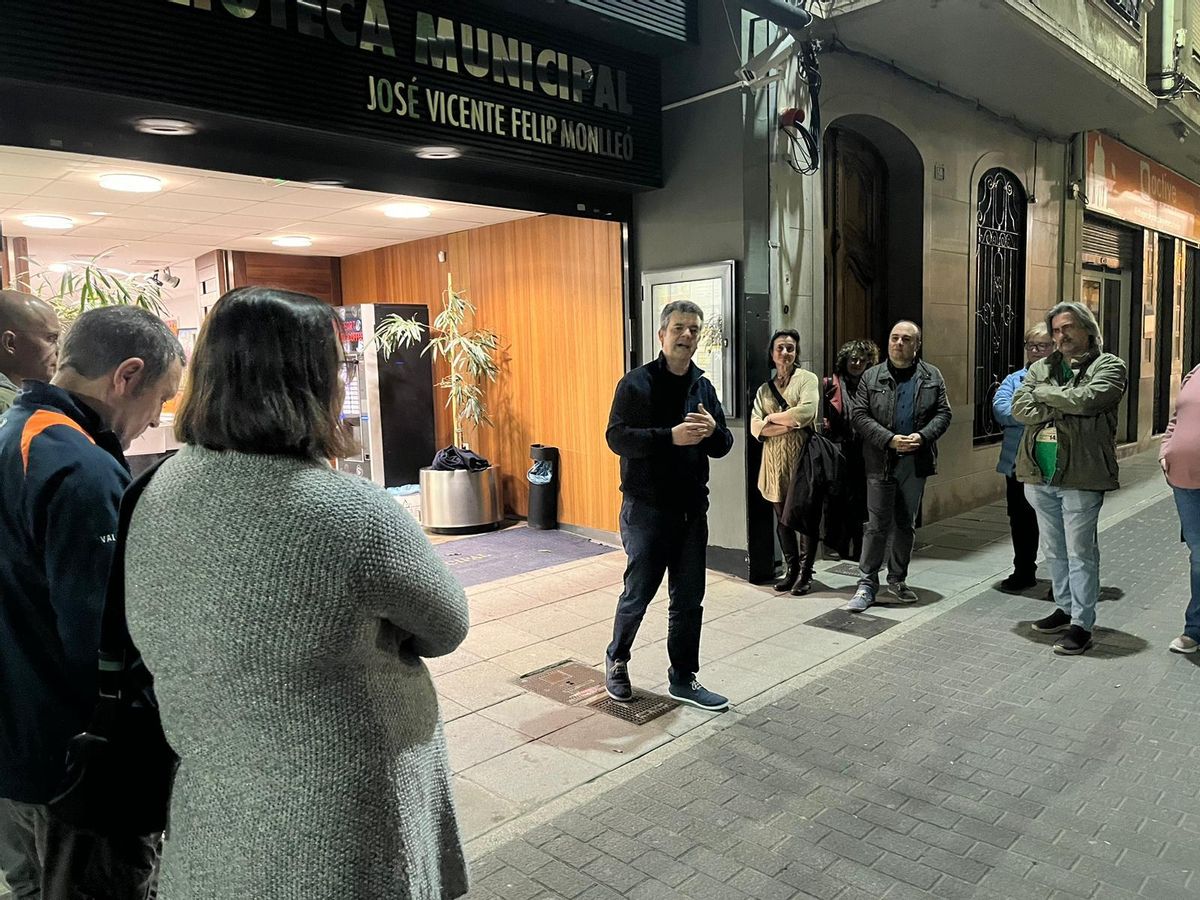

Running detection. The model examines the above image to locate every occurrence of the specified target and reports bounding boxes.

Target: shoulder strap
[767,378,788,412]
[98,456,170,700]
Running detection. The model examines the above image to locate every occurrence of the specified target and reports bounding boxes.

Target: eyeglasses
[1024,342,1052,352]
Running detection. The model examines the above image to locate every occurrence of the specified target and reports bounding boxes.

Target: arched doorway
[822,115,924,370]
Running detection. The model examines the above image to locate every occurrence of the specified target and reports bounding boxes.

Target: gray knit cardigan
[125,446,470,899]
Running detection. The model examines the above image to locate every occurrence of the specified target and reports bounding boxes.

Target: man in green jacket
[1012,301,1127,655]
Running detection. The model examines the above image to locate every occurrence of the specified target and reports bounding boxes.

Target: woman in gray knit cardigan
[124,287,470,899]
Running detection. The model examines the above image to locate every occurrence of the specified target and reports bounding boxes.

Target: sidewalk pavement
[461,446,1200,900]
[442,448,1172,853]
[0,449,1175,900]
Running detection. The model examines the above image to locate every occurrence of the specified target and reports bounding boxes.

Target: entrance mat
[804,608,899,639]
[520,660,679,726]
[436,527,612,587]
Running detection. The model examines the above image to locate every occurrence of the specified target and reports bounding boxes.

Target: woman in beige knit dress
[750,329,821,594]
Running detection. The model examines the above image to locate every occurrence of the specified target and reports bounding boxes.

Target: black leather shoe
[791,571,814,596]
[999,572,1038,594]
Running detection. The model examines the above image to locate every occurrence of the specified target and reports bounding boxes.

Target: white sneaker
[1169,635,1199,654]
[846,588,873,612]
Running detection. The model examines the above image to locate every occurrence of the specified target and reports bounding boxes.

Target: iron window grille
[1102,0,1141,27]
[973,168,1028,445]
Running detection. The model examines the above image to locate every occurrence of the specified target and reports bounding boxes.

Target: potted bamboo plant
[17,251,168,325]
[374,273,504,532]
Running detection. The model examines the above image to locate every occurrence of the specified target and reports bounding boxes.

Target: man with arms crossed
[1012,302,1126,656]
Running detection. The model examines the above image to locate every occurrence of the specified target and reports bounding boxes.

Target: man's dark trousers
[607,497,706,683]
[857,455,926,592]
[1006,474,1039,578]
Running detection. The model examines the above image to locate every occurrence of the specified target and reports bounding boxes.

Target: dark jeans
[858,455,926,592]
[1005,474,1039,578]
[607,497,707,684]
[0,799,158,900]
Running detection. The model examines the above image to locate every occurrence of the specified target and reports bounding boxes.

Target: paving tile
[460,742,604,806]
[445,713,533,772]
[459,469,1196,900]
[477,691,596,739]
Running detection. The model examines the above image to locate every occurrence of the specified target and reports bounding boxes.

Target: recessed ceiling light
[415,146,462,160]
[272,236,313,248]
[21,215,74,230]
[134,118,197,136]
[383,202,433,219]
[47,263,72,274]
[99,173,163,193]
[307,179,345,189]
[88,211,112,217]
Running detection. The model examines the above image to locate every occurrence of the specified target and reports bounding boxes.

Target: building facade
[633,0,1200,579]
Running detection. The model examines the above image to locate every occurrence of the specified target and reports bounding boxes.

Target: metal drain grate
[827,563,861,577]
[519,660,679,724]
[804,608,899,639]
[588,693,678,725]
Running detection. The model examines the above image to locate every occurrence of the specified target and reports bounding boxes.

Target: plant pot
[419,466,503,533]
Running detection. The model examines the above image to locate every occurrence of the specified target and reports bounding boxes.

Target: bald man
[0,290,60,414]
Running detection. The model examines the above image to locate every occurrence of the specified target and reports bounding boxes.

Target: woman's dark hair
[175,286,354,461]
[835,339,880,376]
[766,329,801,372]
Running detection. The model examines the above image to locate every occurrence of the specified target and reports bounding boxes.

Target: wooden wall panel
[340,215,624,533]
[231,252,343,305]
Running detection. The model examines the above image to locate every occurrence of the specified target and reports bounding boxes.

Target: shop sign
[1086,132,1200,242]
[0,0,662,188]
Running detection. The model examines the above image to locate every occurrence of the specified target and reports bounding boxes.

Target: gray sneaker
[605,657,633,702]
[668,679,728,711]
[847,588,873,612]
[887,583,919,603]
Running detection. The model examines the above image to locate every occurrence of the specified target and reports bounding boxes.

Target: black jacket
[0,383,130,802]
[605,354,734,510]
[851,359,953,478]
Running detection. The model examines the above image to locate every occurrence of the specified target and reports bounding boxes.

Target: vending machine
[336,304,436,487]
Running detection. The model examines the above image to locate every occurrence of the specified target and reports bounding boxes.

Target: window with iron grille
[974,168,1028,445]
[1102,0,1141,27]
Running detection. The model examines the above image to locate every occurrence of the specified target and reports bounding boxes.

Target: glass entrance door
[1081,270,1135,443]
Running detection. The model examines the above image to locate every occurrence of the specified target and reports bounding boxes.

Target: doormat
[436,527,613,587]
[520,660,679,726]
[804,608,899,639]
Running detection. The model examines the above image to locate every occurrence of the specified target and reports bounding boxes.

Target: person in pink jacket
[1161,363,1200,654]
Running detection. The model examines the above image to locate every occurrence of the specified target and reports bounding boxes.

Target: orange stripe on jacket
[20,411,94,473]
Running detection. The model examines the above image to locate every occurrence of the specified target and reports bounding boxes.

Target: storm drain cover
[804,608,898,639]
[519,660,678,725]
[589,694,678,725]
[827,563,861,577]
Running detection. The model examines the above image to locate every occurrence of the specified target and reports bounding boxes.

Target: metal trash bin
[527,444,560,530]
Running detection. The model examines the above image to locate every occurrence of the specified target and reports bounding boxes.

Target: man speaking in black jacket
[603,300,734,711]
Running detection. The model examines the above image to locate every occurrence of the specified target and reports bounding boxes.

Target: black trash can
[527,444,560,530]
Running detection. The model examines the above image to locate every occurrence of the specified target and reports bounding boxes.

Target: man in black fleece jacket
[603,300,734,711]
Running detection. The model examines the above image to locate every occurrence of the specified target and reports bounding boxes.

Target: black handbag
[48,460,179,837]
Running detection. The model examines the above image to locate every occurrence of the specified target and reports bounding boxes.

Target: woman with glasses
[992,323,1053,595]
[821,339,879,562]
